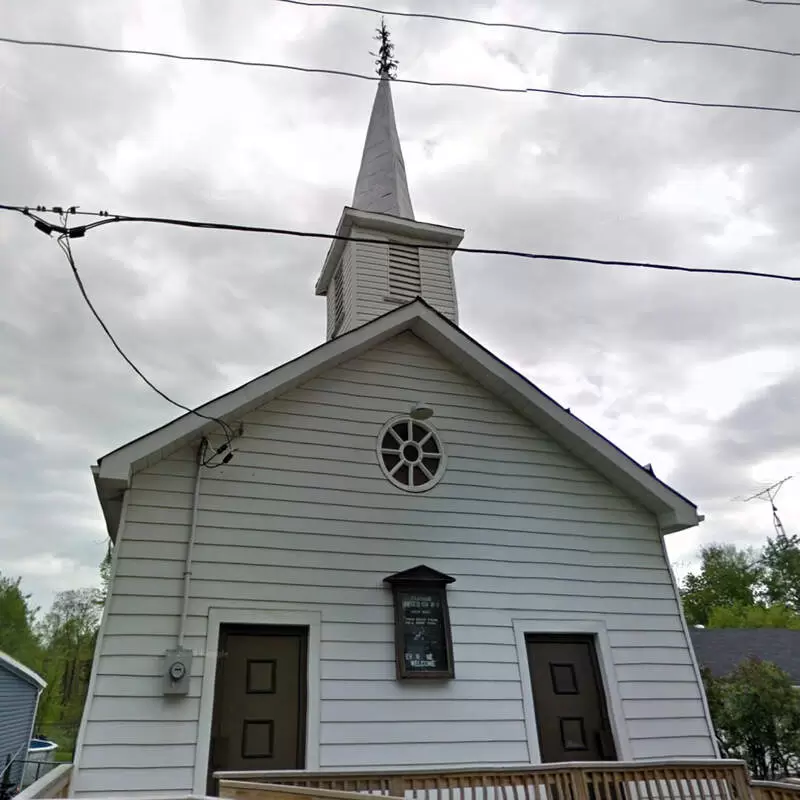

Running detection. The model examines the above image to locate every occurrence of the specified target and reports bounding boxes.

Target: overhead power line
[745,0,800,5]
[50,210,237,459]
[1,35,799,116]
[3,203,800,285]
[272,0,800,59]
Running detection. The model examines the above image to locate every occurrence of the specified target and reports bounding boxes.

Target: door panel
[526,634,617,762]
[208,626,307,792]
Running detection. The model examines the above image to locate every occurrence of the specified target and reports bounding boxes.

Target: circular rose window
[377,417,446,492]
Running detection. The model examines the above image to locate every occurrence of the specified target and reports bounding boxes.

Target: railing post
[570,769,591,800]
[731,767,752,800]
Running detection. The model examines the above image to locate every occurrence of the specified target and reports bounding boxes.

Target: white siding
[327,225,458,335]
[419,245,458,324]
[326,244,357,339]
[71,333,714,797]
[352,234,388,329]
[0,666,40,787]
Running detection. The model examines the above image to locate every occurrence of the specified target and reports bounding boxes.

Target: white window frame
[512,618,633,763]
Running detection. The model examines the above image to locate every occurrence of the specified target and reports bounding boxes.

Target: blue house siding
[0,656,44,789]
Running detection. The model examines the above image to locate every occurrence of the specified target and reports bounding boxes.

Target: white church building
[66,49,719,800]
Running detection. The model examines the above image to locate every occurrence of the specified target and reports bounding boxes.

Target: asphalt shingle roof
[689,628,800,684]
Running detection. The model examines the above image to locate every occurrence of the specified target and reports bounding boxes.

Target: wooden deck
[16,761,800,800]
[216,761,800,800]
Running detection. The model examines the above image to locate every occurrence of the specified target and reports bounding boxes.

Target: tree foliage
[681,535,800,627]
[681,544,763,626]
[703,659,800,779]
[0,559,108,757]
[708,603,800,629]
[762,532,800,611]
[36,589,101,736]
[0,574,42,668]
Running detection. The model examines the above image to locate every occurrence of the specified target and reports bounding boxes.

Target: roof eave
[0,650,47,690]
[93,303,435,536]
[93,299,699,538]
[406,312,700,533]
[315,207,465,296]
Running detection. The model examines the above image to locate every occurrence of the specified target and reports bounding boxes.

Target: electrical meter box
[163,647,193,696]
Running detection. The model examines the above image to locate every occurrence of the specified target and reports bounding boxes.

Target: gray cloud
[2,0,799,608]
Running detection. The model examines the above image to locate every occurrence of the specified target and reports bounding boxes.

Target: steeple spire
[316,21,464,339]
[352,20,414,219]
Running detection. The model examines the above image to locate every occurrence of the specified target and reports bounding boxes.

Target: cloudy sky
[2,0,799,611]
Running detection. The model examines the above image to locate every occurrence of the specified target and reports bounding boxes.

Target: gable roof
[689,628,800,684]
[0,650,47,690]
[93,298,700,539]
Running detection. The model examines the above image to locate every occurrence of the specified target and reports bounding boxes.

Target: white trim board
[193,608,322,795]
[657,526,720,758]
[69,490,130,798]
[512,618,633,764]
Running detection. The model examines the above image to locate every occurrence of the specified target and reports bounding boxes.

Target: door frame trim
[512,618,632,764]
[194,607,322,794]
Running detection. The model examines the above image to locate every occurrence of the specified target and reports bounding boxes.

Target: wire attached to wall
[51,209,237,456]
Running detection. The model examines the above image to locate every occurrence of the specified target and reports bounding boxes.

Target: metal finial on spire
[371,17,398,79]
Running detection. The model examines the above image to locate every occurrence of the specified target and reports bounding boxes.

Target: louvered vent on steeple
[388,244,421,301]
[332,262,345,335]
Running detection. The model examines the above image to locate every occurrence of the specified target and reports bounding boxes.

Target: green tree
[708,603,800,629]
[681,544,763,626]
[706,659,800,779]
[0,573,42,669]
[36,588,101,750]
[762,533,800,611]
[93,543,113,607]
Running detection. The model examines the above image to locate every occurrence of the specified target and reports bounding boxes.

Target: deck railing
[216,760,799,800]
[15,763,72,799]
[751,781,800,800]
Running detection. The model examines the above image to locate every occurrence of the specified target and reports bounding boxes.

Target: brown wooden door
[208,626,307,792]
[526,634,617,762]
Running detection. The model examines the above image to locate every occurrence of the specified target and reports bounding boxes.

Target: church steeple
[352,20,414,219]
[316,23,464,340]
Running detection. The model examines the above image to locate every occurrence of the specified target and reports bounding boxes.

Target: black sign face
[397,590,450,674]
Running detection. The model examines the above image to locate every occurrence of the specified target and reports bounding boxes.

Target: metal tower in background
[743,476,793,538]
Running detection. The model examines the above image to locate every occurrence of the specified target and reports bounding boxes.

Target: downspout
[178,439,206,649]
[166,434,236,695]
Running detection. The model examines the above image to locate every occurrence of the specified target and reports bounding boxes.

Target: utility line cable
[272,0,800,59]
[1,35,799,116]
[51,212,236,454]
[745,0,800,5]
[3,203,800,285]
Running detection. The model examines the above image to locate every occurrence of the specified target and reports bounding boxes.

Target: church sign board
[384,565,455,680]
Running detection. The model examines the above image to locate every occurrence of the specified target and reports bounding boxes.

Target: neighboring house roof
[93,299,700,540]
[689,628,800,684]
[0,650,46,690]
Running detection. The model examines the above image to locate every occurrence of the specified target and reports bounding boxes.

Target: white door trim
[512,618,633,764]
[193,607,322,794]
